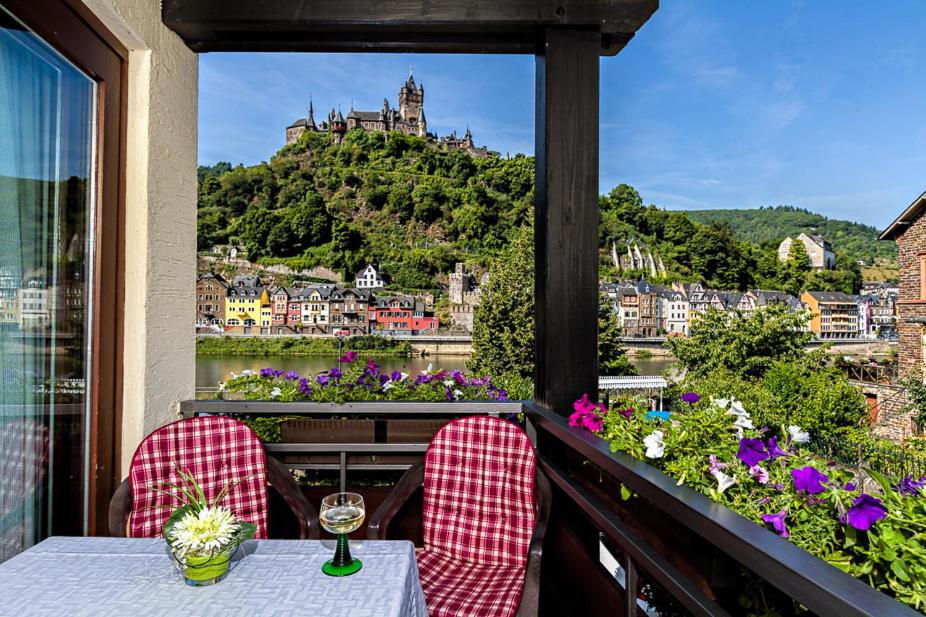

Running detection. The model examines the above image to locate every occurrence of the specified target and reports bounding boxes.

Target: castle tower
[398,73,423,124]
[449,263,471,305]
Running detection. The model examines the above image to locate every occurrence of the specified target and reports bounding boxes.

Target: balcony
[178,398,919,616]
[1,0,921,615]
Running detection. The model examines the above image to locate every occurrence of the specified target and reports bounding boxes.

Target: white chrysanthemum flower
[168,506,239,559]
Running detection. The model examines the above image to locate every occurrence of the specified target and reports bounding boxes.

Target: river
[195,354,675,389]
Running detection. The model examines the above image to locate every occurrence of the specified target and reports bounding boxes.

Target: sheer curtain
[0,8,94,562]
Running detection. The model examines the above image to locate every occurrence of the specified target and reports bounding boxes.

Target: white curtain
[0,9,89,562]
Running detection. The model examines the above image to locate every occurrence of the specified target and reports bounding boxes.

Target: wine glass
[319,492,365,576]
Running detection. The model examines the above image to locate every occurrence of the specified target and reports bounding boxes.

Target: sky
[198,1,926,229]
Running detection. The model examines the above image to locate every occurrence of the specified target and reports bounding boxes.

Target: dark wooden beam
[161,0,658,55]
[534,29,600,413]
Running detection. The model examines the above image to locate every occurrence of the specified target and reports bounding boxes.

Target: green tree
[668,303,813,379]
[469,222,535,378]
[783,238,811,294]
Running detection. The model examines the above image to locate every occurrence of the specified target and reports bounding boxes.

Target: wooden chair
[108,416,318,539]
[368,416,551,617]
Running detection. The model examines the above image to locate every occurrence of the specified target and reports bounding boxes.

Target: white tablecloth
[0,537,428,616]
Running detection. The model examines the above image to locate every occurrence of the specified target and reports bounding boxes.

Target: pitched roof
[805,290,856,303]
[287,118,307,129]
[880,190,926,240]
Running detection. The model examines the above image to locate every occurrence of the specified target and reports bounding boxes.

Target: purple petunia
[844,482,856,491]
[761,510,789,538]
[329,368,342,380]
[791,466,829,495]
[452,370,466,385]
[896,475,926,498]
[284,370,300,381]
[737,438,770,468]
[260,368,275,378]
[378,374,390,387]
[846,494,888,531]
[619,407,635,419]
[337,351,358,363]
[708,454,727,475]
[680,392,701,406]
[391,370,403,382]
[766,436,788,461]
[298,378,312,396]
[316,374,329,386]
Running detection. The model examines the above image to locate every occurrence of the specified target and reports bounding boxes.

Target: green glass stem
[322,533,362,576]
[332,533,352,567]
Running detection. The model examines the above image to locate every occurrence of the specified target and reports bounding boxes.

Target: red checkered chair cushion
[127,416,269,539]
[419,416,537,617]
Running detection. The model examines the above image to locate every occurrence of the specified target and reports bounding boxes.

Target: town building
[614,287,640,335]
[370,295,439,334]
[355,265,386,290]
[19,278,49,330]
[662,288,689,336]
[777,233,837,270]
[881,192,926,378]
[0,266,20,329]
[224,276,268,334]
[196,271,228,331]
[801,291,860,338]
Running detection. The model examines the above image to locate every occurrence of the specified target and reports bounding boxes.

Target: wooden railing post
[534,28,600,414]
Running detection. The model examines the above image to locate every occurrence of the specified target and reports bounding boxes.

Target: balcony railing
[180,399,919,616]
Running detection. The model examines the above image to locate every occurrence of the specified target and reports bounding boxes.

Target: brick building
[875,190,926,439]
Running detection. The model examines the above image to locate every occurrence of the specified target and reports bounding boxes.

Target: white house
[663,290,689,336]
[355,265,386,290]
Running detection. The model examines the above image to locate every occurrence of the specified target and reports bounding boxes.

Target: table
[0,537,428,616]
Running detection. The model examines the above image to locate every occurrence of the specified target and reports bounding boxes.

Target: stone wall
[865,382,914,441]
[896,212,926,378]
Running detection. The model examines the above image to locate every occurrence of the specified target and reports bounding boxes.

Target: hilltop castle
[285,73,488,156]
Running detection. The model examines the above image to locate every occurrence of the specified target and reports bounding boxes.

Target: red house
[371,296,439,333]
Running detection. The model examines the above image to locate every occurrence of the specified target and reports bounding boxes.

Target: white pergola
[598,376,668,411]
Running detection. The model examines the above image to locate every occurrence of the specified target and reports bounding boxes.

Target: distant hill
[682,206,896,267]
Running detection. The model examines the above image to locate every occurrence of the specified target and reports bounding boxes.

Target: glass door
[0,5,96,561]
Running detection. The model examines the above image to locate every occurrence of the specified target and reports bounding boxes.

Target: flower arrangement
[158,468,257,586]
[569,391,926,612]
[221,354,522,404]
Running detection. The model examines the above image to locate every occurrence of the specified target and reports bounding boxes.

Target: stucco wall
[81,0,198,474]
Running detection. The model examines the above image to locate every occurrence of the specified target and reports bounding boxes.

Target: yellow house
[800,291,860,339]
[224,277,269,332]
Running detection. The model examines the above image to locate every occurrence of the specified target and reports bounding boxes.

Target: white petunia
[400,372,409,381]
[712,398,730,410]
[443,379,455,387]
[383,381,394,392]
[733,415,754,430]
[240,369,255,377]
[453,389,464,400]
[729,398,747,416]
[788,425,810,444]
[643,430,665,459]
[422,363,433,375]
[270,387,282,399]
[713,470,736,493]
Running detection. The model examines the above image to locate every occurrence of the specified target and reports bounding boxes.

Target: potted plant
[159,468,257,586]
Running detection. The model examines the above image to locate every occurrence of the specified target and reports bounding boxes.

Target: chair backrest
[127,416,269,539]
[422,416,536,568]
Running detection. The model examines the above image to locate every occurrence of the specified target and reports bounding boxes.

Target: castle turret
[307,96,316,130]
[398,71,423,124]
[417,107,427,137]
[331,108,347,143]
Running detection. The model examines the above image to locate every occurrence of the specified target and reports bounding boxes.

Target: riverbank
[196,335,412,357]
